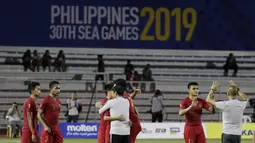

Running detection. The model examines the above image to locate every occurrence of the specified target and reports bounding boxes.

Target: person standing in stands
[124,60,134,81]
[53,50,66,72]
[22,50,32,71]
[223,53,238,77]
[141,64,154,92]
[31,50,41,72]
[96,55,105,89]
[42,50,52,72]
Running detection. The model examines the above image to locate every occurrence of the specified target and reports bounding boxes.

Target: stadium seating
[0,46,254,129]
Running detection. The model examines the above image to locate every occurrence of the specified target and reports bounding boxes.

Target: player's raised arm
[37,99,51,133]
[179,98,197,116]
[206,81,220,106]
[130,89,142,99]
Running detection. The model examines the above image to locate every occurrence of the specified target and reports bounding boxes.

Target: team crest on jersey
[199,103,202,108]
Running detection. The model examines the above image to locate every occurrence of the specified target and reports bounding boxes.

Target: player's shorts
[222,133,241,143]
[41,127,63,143]
[21,129,40,143]
[130,122,142,143]
[110,134,130,143]
[184,124,206,143]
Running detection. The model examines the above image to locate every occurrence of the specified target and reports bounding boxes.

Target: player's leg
[129,125,142,143]
[20,130,31,143]
[35,132,41,143]
[196,125,206,143]
[184,125,196,143]
[41,130,53,143]
[105,123,110,143]
[53,129,63,143]
[97,127,105,143]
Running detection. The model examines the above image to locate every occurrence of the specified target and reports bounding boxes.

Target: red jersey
[40,95,61,131]
[23,97,38,130]
[98,98,110,143]
[123,92,141,129]
[180,97,211,125]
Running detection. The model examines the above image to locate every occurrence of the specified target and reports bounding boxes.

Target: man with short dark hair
[38,81,63,143]
[179,82,216,143]
[97,84,130,143]
[113,78,142,143]
[21,82,41,143]
[207,80,247,143]
[97,83,114,143]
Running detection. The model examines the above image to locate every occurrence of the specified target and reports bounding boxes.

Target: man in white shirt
[66,92,82,123]
[206,80,248,143]
[7,102,22,138]
[96,84,130,143]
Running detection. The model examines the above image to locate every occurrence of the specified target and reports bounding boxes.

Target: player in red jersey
[113,79,142,143]
[21,82,41,143]
[179,82,218,143]
[37,81,63,143]
[97,83,113,143]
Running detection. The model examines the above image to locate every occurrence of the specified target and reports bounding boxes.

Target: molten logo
[67,125,97,132]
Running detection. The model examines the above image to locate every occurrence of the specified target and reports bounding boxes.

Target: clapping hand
[211,80,220,91]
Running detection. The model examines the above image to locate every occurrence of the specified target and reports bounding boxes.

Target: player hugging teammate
[96,79,142,143]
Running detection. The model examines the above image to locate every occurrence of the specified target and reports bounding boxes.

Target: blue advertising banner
[38,122,99,139]
[0,0,255,50]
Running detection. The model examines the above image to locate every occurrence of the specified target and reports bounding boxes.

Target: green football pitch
[1,139,252,143]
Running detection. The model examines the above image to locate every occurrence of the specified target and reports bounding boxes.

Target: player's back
[23,97,38,130]
[181,97,205,125]
[123,92,140,123]
[109,96,130,135]
[40,95,61,130]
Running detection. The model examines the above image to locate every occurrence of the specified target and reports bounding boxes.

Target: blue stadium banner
[1,0,255,50]
[38,122,99,139]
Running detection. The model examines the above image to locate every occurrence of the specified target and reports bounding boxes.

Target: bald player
[207,80,248,143]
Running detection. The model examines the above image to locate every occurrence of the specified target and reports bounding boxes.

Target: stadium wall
[37,122,255,139]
